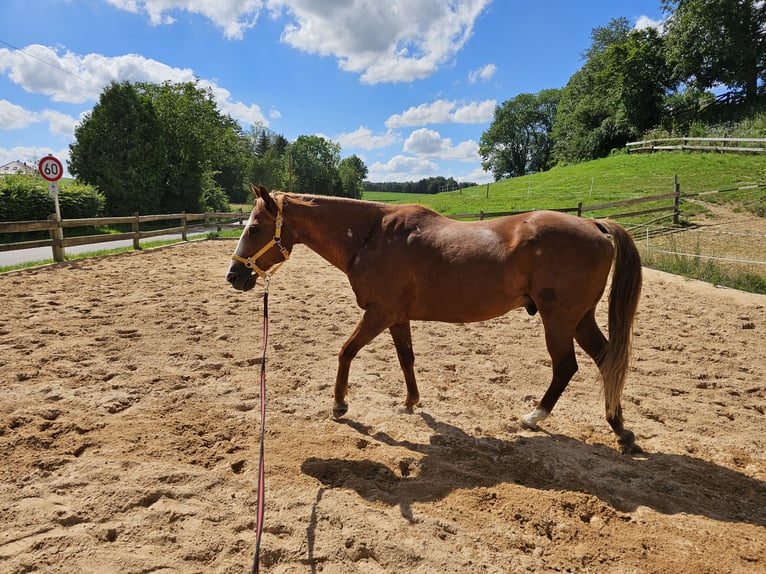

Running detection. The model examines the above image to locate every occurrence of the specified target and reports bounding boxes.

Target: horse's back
[351,207,615,323]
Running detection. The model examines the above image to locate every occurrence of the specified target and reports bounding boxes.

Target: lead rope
[250,278,270,574]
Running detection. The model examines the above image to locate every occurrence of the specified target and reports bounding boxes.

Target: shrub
[0,176,104,221]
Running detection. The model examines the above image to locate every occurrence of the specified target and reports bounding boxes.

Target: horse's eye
[248,225,259,236]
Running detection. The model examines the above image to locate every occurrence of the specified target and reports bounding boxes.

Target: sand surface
[1,228,764,573]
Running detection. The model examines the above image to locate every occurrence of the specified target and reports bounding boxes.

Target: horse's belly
[409,278,524,323]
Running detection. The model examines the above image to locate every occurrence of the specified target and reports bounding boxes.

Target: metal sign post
[38,155,65,262]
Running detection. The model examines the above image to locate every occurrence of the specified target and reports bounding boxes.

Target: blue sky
[0,1,664,183]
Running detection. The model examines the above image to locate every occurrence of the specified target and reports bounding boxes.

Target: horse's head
[226,184,291,291]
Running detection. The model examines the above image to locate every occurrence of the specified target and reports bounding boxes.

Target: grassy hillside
[363,152,765,216]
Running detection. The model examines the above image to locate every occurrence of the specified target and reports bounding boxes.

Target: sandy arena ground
[1,216,764,573]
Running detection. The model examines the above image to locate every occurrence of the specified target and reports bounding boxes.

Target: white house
[0,160,36,176]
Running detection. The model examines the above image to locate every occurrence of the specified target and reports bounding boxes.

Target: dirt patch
[1,237,764,573]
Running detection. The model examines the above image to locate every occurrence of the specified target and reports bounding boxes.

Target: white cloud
[634,15,665,32]
[202,83,268,126]
[465,165,493,184]
[0,44,267,127]
[0,99,39,129]
[367,154,439,182]
[40,110,79,138]
[274,0,492,84]
[103,1,492,83]
[403,128,478,161]
[0,145,72,174]
[0,44,195,104]
[336,126,399,150]
[450,100,496,123]
[106,0,264,39]
[468,63,496,84]
[0,100,79,138]
[386,99,495,128]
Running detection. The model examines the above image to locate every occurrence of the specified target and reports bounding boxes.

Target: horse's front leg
[333,309,391,418]
[389,321,420,411]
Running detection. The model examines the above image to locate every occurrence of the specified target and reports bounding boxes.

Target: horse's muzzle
[226,265,257,291]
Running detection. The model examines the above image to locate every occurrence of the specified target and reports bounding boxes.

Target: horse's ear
[251,183,277,213]
[250,183,269,199]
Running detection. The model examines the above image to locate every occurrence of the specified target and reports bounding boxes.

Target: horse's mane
[278,191,386,209]
[276,191,316,208]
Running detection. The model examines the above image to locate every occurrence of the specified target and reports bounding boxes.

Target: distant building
[0,160,36,176]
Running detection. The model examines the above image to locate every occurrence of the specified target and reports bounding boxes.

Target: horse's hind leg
[521,318,578,429]
[389,321,420,411]
[575,309,636,453]
[333,309,391,418]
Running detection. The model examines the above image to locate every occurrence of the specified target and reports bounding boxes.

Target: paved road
[0,226,233,267]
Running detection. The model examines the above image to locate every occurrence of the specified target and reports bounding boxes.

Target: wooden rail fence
[626,137,766,154]
[450,178,683,231]
[0,212,245,262]
[2,175,762,264]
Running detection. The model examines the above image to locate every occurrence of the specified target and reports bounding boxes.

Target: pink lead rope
[251,286,269,574]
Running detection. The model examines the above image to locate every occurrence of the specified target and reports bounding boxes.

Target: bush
[0,175,105,221]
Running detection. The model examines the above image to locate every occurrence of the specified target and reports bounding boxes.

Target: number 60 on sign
[38,155,64,182]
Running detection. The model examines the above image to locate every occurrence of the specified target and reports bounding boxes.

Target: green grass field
[4,152,764,291]
[363,152,765,216]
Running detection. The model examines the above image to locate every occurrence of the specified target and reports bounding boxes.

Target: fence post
[132,213,140,250]
[577,202,583,217]
[182,211,188,241]
[48,213,65,262]
[673,175,681,225]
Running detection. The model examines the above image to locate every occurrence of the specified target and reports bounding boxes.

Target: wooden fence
[449,178,682,230]
[3,175,763,264]
[626,137,766,154]
[0,211,245,263]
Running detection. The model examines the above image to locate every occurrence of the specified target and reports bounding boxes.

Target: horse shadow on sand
[301,412,765,527]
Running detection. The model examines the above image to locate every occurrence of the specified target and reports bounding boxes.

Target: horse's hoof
[402,399,420,414]
[332,401,348,419]
[520,408,547,430]
[519,416,537,430]
[618,430,638,454]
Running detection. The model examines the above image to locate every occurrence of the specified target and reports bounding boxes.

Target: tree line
[479,0,766,180]
[68,81,369,216]
[364,177,477,195]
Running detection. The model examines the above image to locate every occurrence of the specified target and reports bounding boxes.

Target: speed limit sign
[38,155,64,182]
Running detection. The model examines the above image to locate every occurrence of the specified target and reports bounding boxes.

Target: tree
[338,155,368,198]
[288,135,341,195]
[139,81,237,213]
[662,0,766,102]
[553,19,672,163]
[69,81,165,215]
[70,80,246,215]
[479,89,560,180]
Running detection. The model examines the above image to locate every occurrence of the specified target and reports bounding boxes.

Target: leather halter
[230,194,290,281]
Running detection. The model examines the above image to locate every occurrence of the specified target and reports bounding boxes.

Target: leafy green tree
[69,81,164,215]
[250,147,287,192]
[139,81,233,213]
[71,80,245,215]
[662,0,766,102]
[255,130,272,157]
[288,135,341,195]
[553,19,672,163]
[338,154,368,198]
[242,127,291,194]
[479,89,560,180]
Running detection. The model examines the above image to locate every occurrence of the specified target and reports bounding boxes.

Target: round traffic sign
[38,155,64,182]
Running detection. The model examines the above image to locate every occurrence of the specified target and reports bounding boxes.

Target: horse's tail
[598,220,642,419]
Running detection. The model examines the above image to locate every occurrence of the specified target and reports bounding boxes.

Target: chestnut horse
[226,185,642,453]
